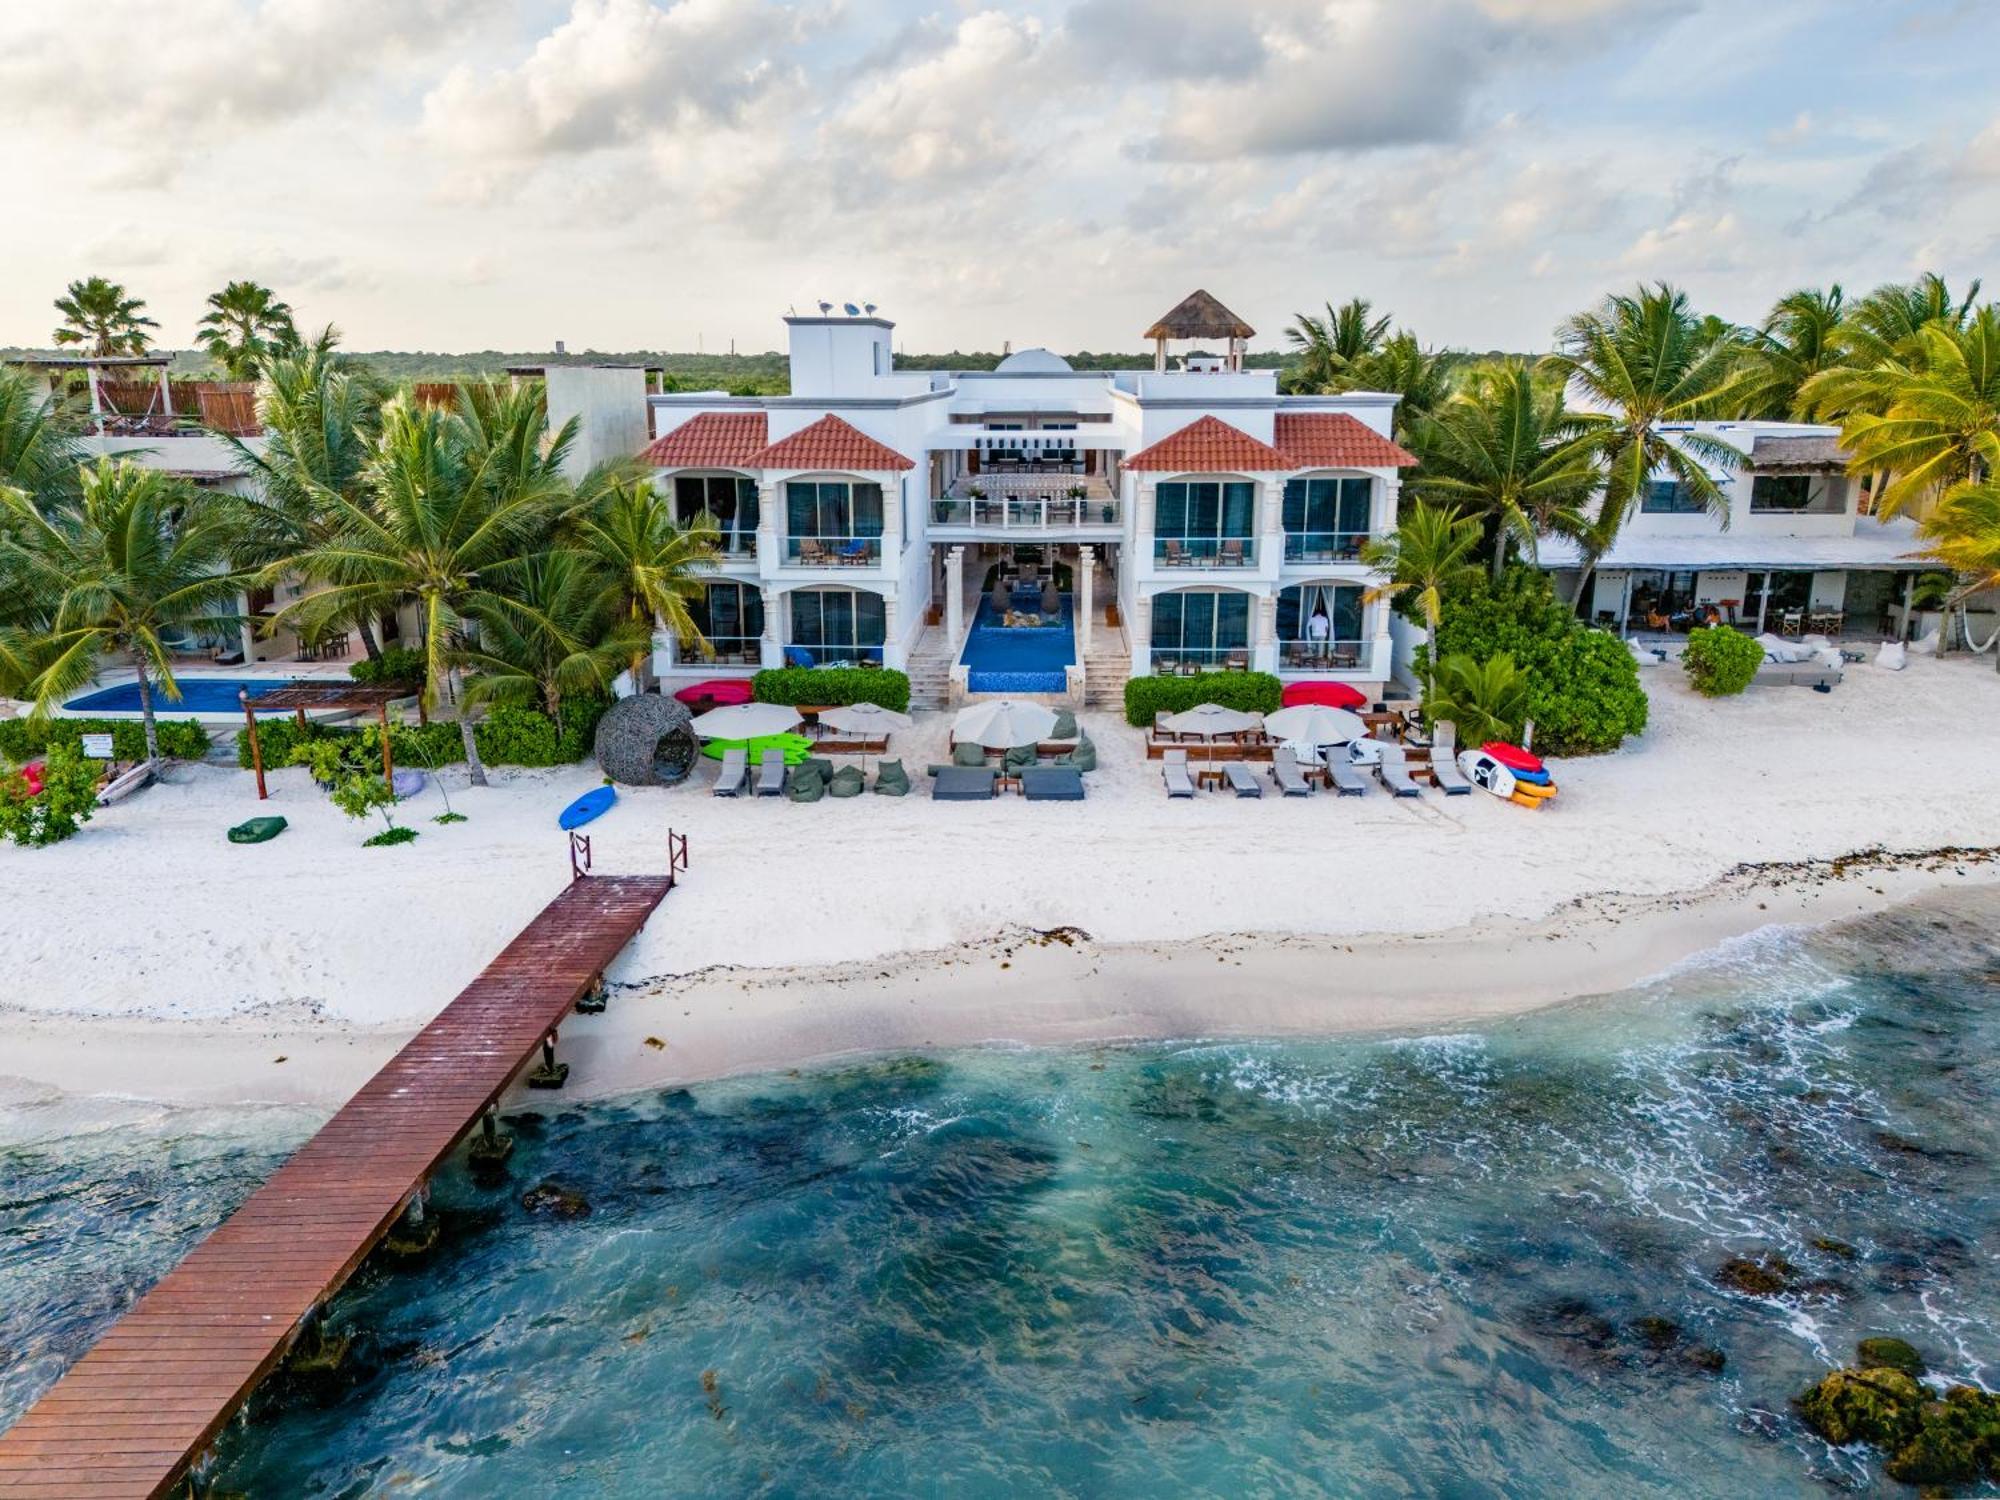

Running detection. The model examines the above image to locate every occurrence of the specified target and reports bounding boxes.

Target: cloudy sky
[6,0,1997,356]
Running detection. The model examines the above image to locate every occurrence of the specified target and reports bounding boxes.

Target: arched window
[1154,478,1256,566]
[785,477,884,564]
[1276,583,1365,669]
[787,587,886,666]
[671,473,759,554]
[1150,588,1251,672]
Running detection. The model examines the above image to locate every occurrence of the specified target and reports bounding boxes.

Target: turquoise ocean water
[4,892,1997,1497]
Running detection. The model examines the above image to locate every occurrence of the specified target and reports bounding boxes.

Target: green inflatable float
[228,816,288,844]
[701,732,816,766]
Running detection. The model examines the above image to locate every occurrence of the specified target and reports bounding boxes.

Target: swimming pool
[960,595,1075,694]
[63,678,302,715]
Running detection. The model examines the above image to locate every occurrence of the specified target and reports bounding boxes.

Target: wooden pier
[0,867,679,1498]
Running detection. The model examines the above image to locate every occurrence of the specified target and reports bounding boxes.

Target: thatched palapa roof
[1144,289,1254,342]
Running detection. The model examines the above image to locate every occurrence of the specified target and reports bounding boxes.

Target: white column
[1259,476,1286,579]
[756,480,781,573]
[1378,474,1402,536]
[158,368,174,418]
[1133,478,1155,574]
[881,595,903,669]
[760,586,784,669]
[1076,546,1095,652]
[1370,598,1395,689]
[1253,592,1279,674]
[878,470,901,563]
[1131,592,1152,678]
[945,546,966,649]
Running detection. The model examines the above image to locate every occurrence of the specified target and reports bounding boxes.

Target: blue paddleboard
[559,785,617,830]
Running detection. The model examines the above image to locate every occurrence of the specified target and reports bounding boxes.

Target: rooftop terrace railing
[931,496,1122,530]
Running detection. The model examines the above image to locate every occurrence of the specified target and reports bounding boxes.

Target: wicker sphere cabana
[1144,289,1255,373]
[594,694,699,786]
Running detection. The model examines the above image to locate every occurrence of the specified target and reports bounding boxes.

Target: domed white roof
[993,347,1072,373]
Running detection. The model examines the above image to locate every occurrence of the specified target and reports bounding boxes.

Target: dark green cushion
[1002,744,1036,771]
[1050,709,1077,739]
[1059,736,1097,772]
[827,766,865,798]
[953,741,988,767]
[787,764,827,802]
[874,759,911,796]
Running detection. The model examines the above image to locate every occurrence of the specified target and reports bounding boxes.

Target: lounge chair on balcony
[1162,540,1189,567]
[1428,723,1474,796]
[798,539,828,565]
[1376,742,1421,798]
[755,748,786,796]
[1326,750,1369,797]
[1219,539,1244,566]
[784,646,816,669]
[840,539,872,564]
[1163,748,1196,798]
[1224,761,1262,797]
[1271,746,1311,797]
[712,746,749,797]
[1022,767,1085,801]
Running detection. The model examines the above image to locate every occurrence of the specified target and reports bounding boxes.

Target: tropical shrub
[1681,626,1765,697]
[349,647,425,687]
[1123,672,1283,728]
[753,667,911,714]
[0,743,103,847]
[291,741,414,846]
[236,698,606,773]
[0,717,209,765]
[1425,571,1648,754]
[1425,653,1531,745]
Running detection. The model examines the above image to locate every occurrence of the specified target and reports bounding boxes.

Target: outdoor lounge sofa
[1162,748,1196,799]
[712,745,748,797]
[1223,761,1262,797]
[1271,746,1312,797]
[1021,767,1085,801]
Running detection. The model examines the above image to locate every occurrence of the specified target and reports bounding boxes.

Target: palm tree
[460,553,652,717]
[568,478,720,690]
[1285,297,1391,393]
[1799,273,1984,421]
[274,390,575,785]
[0,365,82,508]
[52,277,158,356]
[197,280,297,380]
[1406,361,1600,578]
[1427,652,1531,743]
[1540,284,1744,602]
[0,460,243,771]
[1718,286,1847,419]
[1345,332,1453,435]
[1827,308,2000,517]
[223,327,393,658]
[1361,502,1483,699]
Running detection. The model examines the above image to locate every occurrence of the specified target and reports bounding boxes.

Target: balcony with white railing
[930,474,1122,538]
[1282,530,1373,565]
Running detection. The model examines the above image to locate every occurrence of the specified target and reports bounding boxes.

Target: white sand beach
[5,652,1999,1110]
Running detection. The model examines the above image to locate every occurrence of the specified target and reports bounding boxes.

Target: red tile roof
[1273,412,1417,469]
[639,411,768,469]
[750,414,915,472]
[1123,415,1291,472]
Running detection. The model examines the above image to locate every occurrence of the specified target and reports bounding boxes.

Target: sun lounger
[1270,746,1311,797]
[1427,723,1474,796]
[933,766,998,801]
[1163,748,1196,799]
[1326,749,1369,797]
[712,745,748,797]
[1376,742,1421,798]
[1223,761,1262,797]
[1021,767,1085,801]
[755,748,786,796]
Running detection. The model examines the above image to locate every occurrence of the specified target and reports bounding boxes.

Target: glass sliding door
[1149,589,1252,671]
[1275,583,1366,668]
[672,474,759,554]
[785,480,885,565]
[1154,479,1256,566]
[788,588,886,665]
[1281,477,1372,561]
[689,581,764,664]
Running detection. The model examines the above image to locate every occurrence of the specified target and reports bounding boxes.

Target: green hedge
[1123,672,1282,727]
[235,696,609,771]
[1681,625,1765,697]
[753,667,911,714]
[349,647,425,687]
[1425,571,1647,755]
[0,717,211,765]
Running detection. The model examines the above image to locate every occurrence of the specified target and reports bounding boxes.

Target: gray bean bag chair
[1057,735,1096,772]
[787,763,827,803]
[953,740,989,767]
[827,765,865,798]
[1002,744,1036,772]
[874,759,911,796]
[1050,708,1078,740]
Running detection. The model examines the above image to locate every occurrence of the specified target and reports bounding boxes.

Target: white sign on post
[80,733,115,759]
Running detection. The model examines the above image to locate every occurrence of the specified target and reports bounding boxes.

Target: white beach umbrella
[952,698,1058,749]
[1159,703,1260,738]
[816,701,914,735]
[1264,704,1366,748]
[689,701,803,740]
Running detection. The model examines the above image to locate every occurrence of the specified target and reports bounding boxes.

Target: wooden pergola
[239,683,410,799]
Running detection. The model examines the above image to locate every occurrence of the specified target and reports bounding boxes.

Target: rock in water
[520,1180,592,1219]
[1798,1367,2000,1487]
[1856,1336,1926,1378]
[1797,1366,1925,1449]
[1714,1253,1799,1296]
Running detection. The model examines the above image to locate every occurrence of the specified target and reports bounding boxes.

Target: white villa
[1538,420,1931,639]
[547,290,1417,706]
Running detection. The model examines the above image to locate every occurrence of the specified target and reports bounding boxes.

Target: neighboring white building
[607,291,1416,704]
[1539,421,1930,639]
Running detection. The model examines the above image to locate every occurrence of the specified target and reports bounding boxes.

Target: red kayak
[1482,741,1545,774]
[1281,681,1367,710]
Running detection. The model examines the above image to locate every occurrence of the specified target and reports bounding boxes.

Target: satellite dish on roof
[843,302,861,316]
[863,303,877,315]
[817,300,833,315]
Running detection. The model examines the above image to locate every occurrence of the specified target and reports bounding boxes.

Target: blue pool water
[5,891,2000,1496]
[63,677,299,714]
[961,593,1075,694]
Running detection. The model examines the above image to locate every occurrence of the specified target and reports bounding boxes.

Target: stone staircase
[903,625,956,710]
[1081,626,1132,710]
